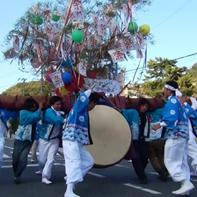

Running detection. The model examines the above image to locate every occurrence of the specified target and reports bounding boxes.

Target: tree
[178,73,194,96]
[140,57,194,97]
[2,81,53,96]
[3,0,151,96]
[188,62,197,96]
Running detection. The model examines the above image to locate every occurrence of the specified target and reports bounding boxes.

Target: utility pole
[18,78,26,96]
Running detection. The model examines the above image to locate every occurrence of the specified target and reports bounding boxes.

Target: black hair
[49,96,62,106]
[89,92,101,104]
[23,98,39,111]
[166,81,179,89]
[165,81,179,95]
[138,97,151,109]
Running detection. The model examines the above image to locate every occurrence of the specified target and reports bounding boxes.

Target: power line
[153,0,193,30]
[173,52,197,61]
[125,52,197,73]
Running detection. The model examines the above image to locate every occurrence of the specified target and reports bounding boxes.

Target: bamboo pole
[55,0,74,57]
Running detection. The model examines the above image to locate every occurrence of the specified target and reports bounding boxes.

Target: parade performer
[0,109,18,167]
[12,98,41,184]
[62,89,101,197]
[181,96,197,175]
[37,96,64,184]
[122,108,147,183]
[122,98,150,184]
[0,113,8,167]
[153,81,194,195]
[145,107,168,181]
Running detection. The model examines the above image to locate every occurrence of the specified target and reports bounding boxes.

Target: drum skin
[87,105,132,168]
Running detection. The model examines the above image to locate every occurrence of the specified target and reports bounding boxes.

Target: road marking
[191,178,197,182]
[115,164,130,169]
[3,154,10,158]
[148,171,158,175]
[1,160,12,163]
[124,183,162,195]
[1,162,64,169]
[4,145,13,150]
[1,163,39,168]
[88,172,105,178]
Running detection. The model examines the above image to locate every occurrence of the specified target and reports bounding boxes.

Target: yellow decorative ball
[139,24,150,36]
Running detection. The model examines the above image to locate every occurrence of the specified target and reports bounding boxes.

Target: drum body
[87,105,132,168]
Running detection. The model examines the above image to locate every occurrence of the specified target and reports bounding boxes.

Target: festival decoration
[50,71,64,89]
[31,15,44,25]
[128,21,138,34]
[51,13,61,22]
[61,57,74,68]
[62,72,73,84]
[3,0,152,96]
[84,78,121,95]
[139,24,151,36]
[71,29,85,43]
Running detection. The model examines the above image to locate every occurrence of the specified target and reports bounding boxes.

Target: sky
[0,0,197,92]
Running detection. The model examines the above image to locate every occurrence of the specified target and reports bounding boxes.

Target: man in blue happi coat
[181,95,197,176]
[62,89,101,197]
[153,81,194,195]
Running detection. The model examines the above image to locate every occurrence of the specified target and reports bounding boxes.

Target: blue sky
[0,0,197,92]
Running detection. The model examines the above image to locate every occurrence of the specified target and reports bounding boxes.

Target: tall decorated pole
[55,0,74,57]
[3,0,152,96]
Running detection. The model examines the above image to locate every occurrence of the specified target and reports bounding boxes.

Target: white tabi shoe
[64,183,79,197]
[172,181,194,195]
[64,193,80,197]
[42,177,52,185]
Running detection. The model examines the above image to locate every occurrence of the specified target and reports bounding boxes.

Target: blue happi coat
[15,110,40,141]
[62,90,92,145]
[0,108,18,135]
[184,103,197,137]
[0,109,18,137]
[38,108,64,141]
[122,109,140,140]
[162,96,188,139]
[145,108,164,141]
[184,103,197,123]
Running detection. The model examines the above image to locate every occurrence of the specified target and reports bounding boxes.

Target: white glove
[190,97,197,110]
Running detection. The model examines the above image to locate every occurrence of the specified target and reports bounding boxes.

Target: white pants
[38,138,59,179]
[63,140,94,184]
[0,137,5,167]
[0,119,7,167]
[31,140,38,161]
[164,138,190,182]
[188,120,197,173]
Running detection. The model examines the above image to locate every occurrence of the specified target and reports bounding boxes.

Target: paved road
[0,139,197,197]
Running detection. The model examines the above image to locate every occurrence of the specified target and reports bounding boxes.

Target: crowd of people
[0,81,197,196]
[0,89,100,197]
[122,81,197,195]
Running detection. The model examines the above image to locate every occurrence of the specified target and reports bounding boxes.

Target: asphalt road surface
[0,139,196,197]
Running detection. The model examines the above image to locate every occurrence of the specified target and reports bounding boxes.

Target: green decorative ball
[31,15,44,26]
[71,29,85,43]
[52,14,60,22]
[128,21,138,34]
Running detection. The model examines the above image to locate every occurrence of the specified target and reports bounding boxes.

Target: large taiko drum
[87,105,132,168]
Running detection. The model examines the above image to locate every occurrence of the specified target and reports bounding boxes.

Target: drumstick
[100,94,121,112]
[118,80,131,96]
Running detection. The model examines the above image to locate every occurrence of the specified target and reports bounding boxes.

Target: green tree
[140,57,193,97]
[188,62,197,96]
[2,81,53,96]
[178,73,194,96]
